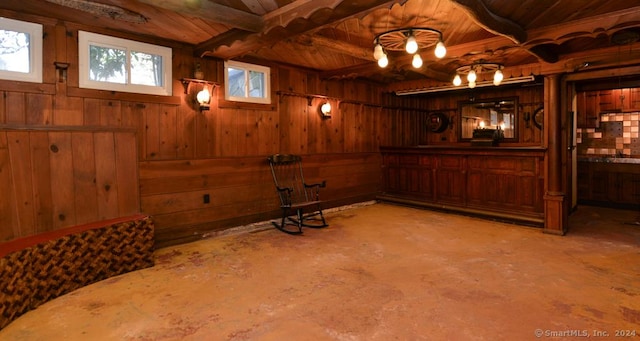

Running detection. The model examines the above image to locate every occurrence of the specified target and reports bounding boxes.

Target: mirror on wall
[459,97,518,141]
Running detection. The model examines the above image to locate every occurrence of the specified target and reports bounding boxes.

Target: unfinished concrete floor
[1,203,639,340]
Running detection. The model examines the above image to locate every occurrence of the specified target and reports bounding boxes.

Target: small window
[0,17,43,83]
[78,31,172,96]
[224,60,271,104]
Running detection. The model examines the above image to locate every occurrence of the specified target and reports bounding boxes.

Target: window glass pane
[248,70,265,98]
[89,44,126,84]
[228,67,246,97]
[224,60,270,104]
[131,51,163,86]
[0,29,30,73]
[79,31,171,95]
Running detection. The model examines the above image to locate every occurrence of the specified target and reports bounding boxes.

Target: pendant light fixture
[373,27,446,69]
[453,62,504,88]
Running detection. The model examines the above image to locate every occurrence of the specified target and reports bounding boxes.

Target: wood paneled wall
[391,86,544,146]
[0,128,139,242]
[0,9,544,247]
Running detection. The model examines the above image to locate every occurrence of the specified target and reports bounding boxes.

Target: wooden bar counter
[379,146,546,226]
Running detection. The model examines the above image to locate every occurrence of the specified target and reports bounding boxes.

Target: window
[224,60,271,104]
[78,31,172,96]
[0,17,43,83]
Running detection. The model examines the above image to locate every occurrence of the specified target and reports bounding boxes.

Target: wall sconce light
[320,101,332,117]
[181,78,218,112]
[196,85,211,111]
[373,27,446,69]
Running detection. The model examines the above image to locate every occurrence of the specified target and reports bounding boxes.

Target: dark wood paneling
[578,161,640,208]
[380,147,545,224]
[415,86,544,146]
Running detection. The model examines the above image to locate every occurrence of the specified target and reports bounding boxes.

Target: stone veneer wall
[577,112,640,157]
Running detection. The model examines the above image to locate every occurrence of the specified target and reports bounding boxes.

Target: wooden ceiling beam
[450,0,527,44]
[521,6,640,64]
[134,0,264,32]
[524,6,640,46]
[262,0,343,32]
[449,0,558,63]
[195,0,399,58]
[320,57,452,83]
[298,34,374,62]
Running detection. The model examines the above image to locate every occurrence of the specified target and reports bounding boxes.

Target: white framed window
[78,31,172,96]
[224,60,271,104]
[0,17,43,83]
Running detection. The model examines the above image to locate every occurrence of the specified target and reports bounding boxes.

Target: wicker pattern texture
[0,215,154,330]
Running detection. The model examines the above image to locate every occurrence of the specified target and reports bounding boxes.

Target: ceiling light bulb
[434,41,446,58]
[453,74,462,86]
[405,33,418,54]
[493,69,503,86]
[412,54,423,68]
[378,54,388,68]
[468,80,476,89]
[467,69,477,82]
[373,43,384,60]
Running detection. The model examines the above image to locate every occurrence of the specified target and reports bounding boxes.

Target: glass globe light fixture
[378,54,389,68]
[196,86,211,110]
[434,41,447,58]
[493,69,504,86]
[412,54,423,68]
[453,74,462,86]
[373,43,384,60]
[405,33,418,54]
[320,102,331,116]
[467,69,477,82]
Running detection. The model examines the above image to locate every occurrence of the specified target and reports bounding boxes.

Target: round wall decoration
[533,107,544,130]
[428,112,449,133]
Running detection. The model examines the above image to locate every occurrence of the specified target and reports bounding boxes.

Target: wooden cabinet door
[590,167,614,201]
[629,88,640,110]
[435,155,466,204]
[583,92,599,128]
[599,90,616,112]
[618,170,640,205]
[577,162,591,200]
[599,89,632,111]
[576,92,587,128]
[620,88,631,111]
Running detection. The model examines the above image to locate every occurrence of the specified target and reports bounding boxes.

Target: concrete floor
[1,203,639,340]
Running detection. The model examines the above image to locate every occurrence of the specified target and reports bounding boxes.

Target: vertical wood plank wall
[0,128,139,242]
[0,10,543,248]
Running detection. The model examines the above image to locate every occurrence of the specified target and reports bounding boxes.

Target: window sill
[0,80,55,95]
[67,87,181,105]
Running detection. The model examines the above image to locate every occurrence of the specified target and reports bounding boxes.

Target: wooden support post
[543,74,567,235]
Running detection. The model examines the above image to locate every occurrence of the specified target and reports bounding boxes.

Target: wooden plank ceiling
[3,0,640,85]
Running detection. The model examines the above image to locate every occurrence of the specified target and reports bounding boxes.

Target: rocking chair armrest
[304,180,326,189]
[275,186,294,194]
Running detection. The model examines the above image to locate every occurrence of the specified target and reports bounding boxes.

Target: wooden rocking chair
[267,154,328,234]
